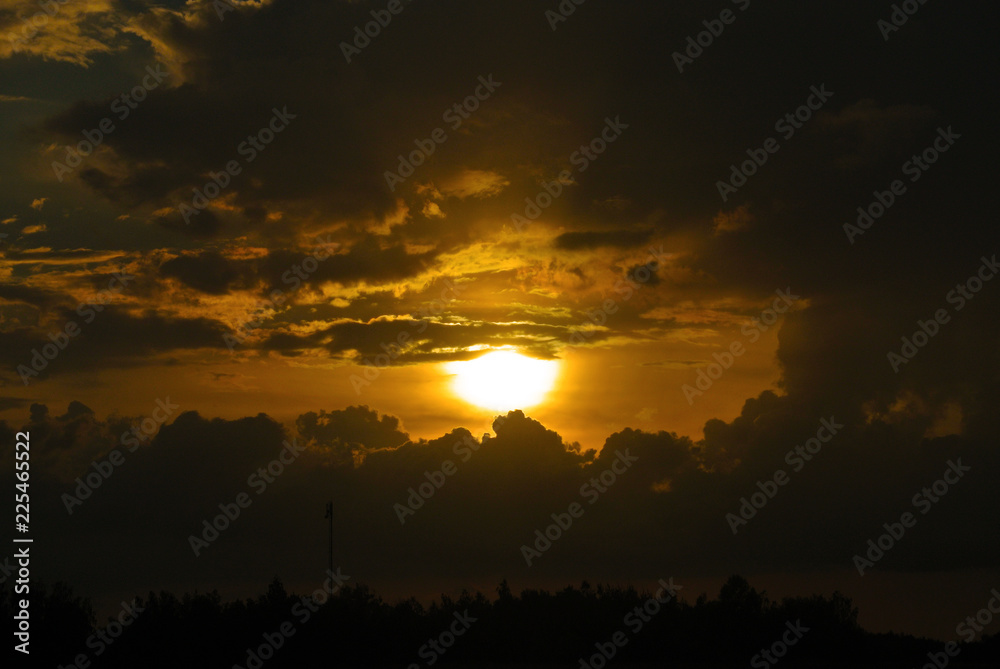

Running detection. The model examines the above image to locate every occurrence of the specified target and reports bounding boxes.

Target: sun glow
[446,350,560,411]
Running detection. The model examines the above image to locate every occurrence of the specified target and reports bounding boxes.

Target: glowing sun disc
[446,350,559,411]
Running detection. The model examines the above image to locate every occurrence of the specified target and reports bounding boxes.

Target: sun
[445,349,560,411]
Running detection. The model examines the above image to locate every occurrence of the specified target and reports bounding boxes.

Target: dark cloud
[5,398,998,640]
[553,229,654,250]
[147,237,435,299]
[261,237,436,290]
[258,317,576,363]
[297,405,409,463]
[0,307,231,384]
[0,395,30,411]
[624,260,661,287]
[159,250,240,294]
[0,283,66,309]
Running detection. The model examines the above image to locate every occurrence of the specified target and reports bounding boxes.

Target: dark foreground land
[486,664,995,668]
[337,663,996,668]
[5,575,997,668]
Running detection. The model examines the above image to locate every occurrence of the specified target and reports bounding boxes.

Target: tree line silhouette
[4,575,998,667]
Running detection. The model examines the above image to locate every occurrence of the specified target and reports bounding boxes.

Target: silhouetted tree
[8,575,994,668]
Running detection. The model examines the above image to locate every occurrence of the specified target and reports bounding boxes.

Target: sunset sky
[1,0,998,641]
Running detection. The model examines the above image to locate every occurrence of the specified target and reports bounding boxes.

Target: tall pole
[325,501,333,577]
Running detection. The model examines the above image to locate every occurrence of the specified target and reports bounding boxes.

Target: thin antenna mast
[324,501,333,576]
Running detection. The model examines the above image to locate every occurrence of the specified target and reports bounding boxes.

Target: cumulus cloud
[4,397,997,629]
